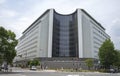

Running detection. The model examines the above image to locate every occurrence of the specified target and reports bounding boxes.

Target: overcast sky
[0,0,120,49]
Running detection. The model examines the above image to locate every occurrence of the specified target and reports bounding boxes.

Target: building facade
[15,9,110,62]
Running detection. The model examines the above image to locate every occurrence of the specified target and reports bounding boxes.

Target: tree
[114,50,120,69]
[29,59,40,67]
[85,59,94,70]
[0,55,2,65]
[0,27,8,65]
[0,26,18,65]
[98,39,118,69]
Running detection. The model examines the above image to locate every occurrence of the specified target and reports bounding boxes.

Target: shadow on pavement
[0,72,22,74]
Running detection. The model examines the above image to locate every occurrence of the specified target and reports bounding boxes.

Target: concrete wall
[81,13,93,58]
[17,20,39,60]
[16,9,110,61]
[41,61,87,69]
[77,9,83,58]
[16,10,51,61]
[48,9,54,57]
[38,11,50,57]
[80,9,110,59]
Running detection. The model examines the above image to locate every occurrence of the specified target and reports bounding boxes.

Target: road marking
[67,75,84,76]
[18,74,27,76]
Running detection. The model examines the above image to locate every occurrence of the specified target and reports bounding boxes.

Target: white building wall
[67,9,109,59]
[38,11,50,57]
[48,9,54,57]
[16,9,110,61]
[16,10,51,60]
[91,20,110,59]
[81,12,93,58]
[17,22,39,60]
[77,9,83,58]
[80,9,110,59]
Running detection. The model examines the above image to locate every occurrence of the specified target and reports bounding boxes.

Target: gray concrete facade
[14,9,110,65]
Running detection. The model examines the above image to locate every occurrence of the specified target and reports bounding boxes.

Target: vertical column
[37,21,41,57]
[48,9,54,57]
[77,9,83,58]
[90,24,94,58]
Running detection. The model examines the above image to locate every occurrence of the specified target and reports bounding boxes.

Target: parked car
[0,66,4,69]
[109,69,115,73]
[30,66,36,70]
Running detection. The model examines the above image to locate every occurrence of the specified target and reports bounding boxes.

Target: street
[0,68,120,76]
[1,72,120,76]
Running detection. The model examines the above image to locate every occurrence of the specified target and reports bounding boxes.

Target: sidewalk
[11,67,57,72]
[41,70,57,72]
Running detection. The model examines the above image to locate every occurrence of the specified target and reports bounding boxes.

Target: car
[0,66,4,70]
[30,66,37,70]
[110,69,114,72]
[109,68,116,73]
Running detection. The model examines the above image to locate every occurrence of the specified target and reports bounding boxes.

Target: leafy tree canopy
[114,50,120,68]
[28,59,40,67]
[0,26,18,64]
[98,39,118,69]
[85,59,94,70]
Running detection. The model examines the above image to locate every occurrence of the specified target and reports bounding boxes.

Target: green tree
[0,26,18,64]
[29,59,40,67]
[98,39,117,69]
[114,50,120,69]
[0,27,8,65]
[0,55,2,65]
[85,59,94,70]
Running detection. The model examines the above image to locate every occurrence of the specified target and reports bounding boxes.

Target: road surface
[0,67,120,76]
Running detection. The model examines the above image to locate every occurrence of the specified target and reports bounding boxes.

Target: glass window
[52,10,79,57]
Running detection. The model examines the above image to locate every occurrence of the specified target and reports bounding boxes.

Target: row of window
[23,19,41,35]
[93,26,108,39]
[17,45,37,56]
[27,54,36,59]
[27,50,37,56]
[17,37,38,51]
[94,45,100,49]
[18,30,38,47]
[90,20,104,31]
[53,24,77,29]
[93,40,101,46]
[20,25,39,41]
[93,35,104,43]
[52,11,78,57]
[94,50,98,53]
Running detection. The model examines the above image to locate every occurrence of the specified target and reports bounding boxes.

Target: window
[52,10,78,57]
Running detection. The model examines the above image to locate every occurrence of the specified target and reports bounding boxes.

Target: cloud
[112,18,120,24]
[0,0,120,49]
[18,17,29,21]
[0,0,6,4]
[7,16,35,38]
[108,18,120,49]
[112,37,120,50]
[0,9,18,18]
[111,18,120,36]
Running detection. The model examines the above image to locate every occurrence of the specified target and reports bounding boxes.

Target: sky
[0,0,120,49]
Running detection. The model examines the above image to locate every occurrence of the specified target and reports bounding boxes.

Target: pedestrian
[4,64,8,72]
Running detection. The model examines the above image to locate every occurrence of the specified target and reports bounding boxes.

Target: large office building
[15,9,109,66]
